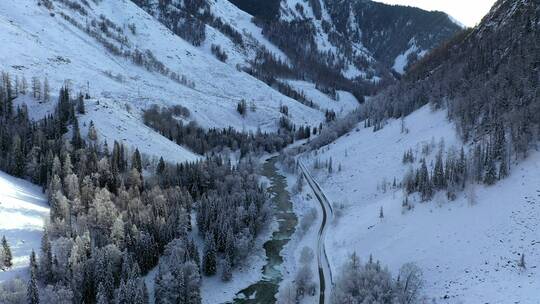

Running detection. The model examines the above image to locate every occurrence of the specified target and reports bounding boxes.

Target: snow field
[0,171,48,283]
[284,80,360,116]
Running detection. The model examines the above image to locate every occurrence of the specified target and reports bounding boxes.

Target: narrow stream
[231,157,298,303]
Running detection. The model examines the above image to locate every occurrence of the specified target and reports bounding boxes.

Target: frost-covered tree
[43,77,50,102]
[332,253,397,304]
[1,235,12,269]
[483,158,497,185]
[394,263,423,304]
[155,238,201,304]
[202,236,217,276]
[27,266,40,304]
[277,283,296,304]
[39,230,53,283]
[31,77,41,100]
[76,94,85,114]
[295,247,316,298]
[88,120,98,142]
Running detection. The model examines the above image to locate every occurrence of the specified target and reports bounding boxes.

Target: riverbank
[232,157,298,303]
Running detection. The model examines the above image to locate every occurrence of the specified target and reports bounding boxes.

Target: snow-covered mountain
[0,0,461,163]
[1,0,342,162]
[230,0,461,79]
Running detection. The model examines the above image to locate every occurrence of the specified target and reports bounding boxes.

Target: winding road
[299,161,334,304]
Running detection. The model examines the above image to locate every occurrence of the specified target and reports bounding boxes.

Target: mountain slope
[0,0,329,159]
[368,0,539,157]
[301,105,540,302]
[230,0,461,82]
[290,0,540,302]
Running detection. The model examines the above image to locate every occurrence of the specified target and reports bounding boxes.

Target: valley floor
[302,106,540,303]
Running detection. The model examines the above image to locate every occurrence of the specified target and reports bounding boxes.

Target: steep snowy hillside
[300,106,540,302]
[230,0,461,81]
[15,95,201,163]
[0,0,326,146]
[0,171,48,283]
[284,80,359,116]
[208,0,290,64]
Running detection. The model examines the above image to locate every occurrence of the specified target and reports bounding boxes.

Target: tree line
[142,105,313,158]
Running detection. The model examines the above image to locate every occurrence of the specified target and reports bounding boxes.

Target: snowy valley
[0,0,539,303]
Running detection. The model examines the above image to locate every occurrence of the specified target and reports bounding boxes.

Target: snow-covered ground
[0,171,48,283]
[278,169,321,304]
[302,105,540,303]
[284,80,359,116]
[392,39,427,74]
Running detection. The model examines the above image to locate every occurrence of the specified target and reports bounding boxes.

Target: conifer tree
[39,230,53,283]
[433,153,445,189]
[29,250,38,273]
[418,160,433,201]
[96,283,108,304]
[202,236,216,276]
[493,121,507,161]
[484,158,497,185]
[43,77,50,102]
[237,99,247,117]
[1,235,12,268]
[27,265,40,304]
[71,115,83,150]
[21,76,28,95]
[156,157,166,175]
[458,147,467,188]
[131,149,143,173]
[12,136,25,177]
[88,121,98,142]
[32,77,41,100]
[499,157,509,179]
[77,94,85,114]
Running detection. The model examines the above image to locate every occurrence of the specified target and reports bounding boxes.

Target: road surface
[299,161,334,304]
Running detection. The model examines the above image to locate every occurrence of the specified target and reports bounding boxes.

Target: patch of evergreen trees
[403,137,510,201]
[143,105,312,157]
[0,235,13,270]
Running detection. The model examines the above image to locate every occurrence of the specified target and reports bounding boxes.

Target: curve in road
[299,161,334,304]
